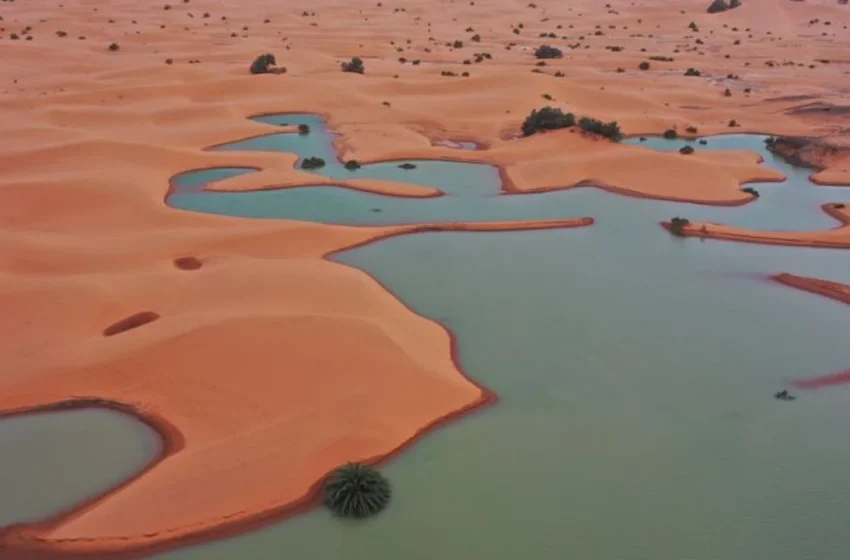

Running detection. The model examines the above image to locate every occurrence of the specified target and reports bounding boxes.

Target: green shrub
[578,116,622,140]
[521,106,576,136]
[344,160,362,170]
[250,53,276,74]
[669,217,691,236]
[342,57,365,74]
[535,45,563,59]
[324,463,391,518]
[301,157,326,170]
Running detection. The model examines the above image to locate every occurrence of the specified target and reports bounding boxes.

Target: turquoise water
[0,408,159,527]
[158,116,850,559]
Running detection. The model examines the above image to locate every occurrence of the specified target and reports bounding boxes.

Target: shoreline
[661,203,850,249]
[0,217,594,559]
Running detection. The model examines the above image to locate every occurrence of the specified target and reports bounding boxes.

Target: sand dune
[1,0,849,555]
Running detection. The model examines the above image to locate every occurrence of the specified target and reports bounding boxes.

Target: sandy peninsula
[1,0,849,556]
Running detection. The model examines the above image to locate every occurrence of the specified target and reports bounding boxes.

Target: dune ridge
[1,0,849,556]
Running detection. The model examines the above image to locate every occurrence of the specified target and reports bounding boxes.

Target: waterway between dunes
[5,114,850,559]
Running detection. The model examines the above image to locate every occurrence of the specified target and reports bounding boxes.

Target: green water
[0,409,159,527]
[164,116,850,558]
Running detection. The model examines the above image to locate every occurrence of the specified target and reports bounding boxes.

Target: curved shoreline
[0,217,593,559]
[660,204,850,249]
[770,273,850,390]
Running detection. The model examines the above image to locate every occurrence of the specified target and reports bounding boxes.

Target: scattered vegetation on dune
[250,53,276,74]
[521,106,576,136]
[324,463,392,519]
[521,107,621,141]
[342,56,365,74]
[535,44,563,59]
[577,116,622,140]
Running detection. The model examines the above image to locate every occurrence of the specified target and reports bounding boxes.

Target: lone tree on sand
[324,463,392,518]
[250,53,276,74]
[521,106,576,136]
[342,56,365,74]
[535,44,563,59]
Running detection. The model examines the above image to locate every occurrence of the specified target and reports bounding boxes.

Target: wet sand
[1,0,849,556]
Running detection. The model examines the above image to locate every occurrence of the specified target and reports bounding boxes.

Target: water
[0,408,159,527]
[156,116,850,559]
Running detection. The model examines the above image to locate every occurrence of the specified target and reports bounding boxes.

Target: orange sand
[672,203,850,248]
[2,0,850,555]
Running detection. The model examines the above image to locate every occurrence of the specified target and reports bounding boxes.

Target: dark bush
[639,61,650,70]
[679,145,694,154]
[834,203,846,209]
[742,186,760,197]
[342,56,365,74]
[534,44,563,59]
[453,40,464,48]
[108,42,120,51]
[663,128,678,139]
[728,119,739,127]
[471,34,481,42]
[301,157,326,170]
[398,162,417,170]
[521,106,576,136]
[324,463,391,518]
[684,68,701,76]
[685,126,698,133]
[577,116,622,140]
[250,53,276,74]
[344,160,362,170]
[669,217,691,236]
[707,0,730,13]
[298,124,310,135]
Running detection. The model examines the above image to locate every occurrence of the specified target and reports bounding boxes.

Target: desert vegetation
[250,53,276,74]
[342,56,365,74]
[668,217,691,236]
[535,45,563,59]
[301,157,326,170]
[324,463,391,519]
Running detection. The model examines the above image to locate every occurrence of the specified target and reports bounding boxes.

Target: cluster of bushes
[535,45,563,59]
[521,107,621,140]
[684,68,701,76]
[301,157,326,170]
[521,106,576,136]
[577,116,622,141]
[342,57,365,74]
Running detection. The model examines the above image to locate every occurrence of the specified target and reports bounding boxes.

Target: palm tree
[324,463,392,518]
